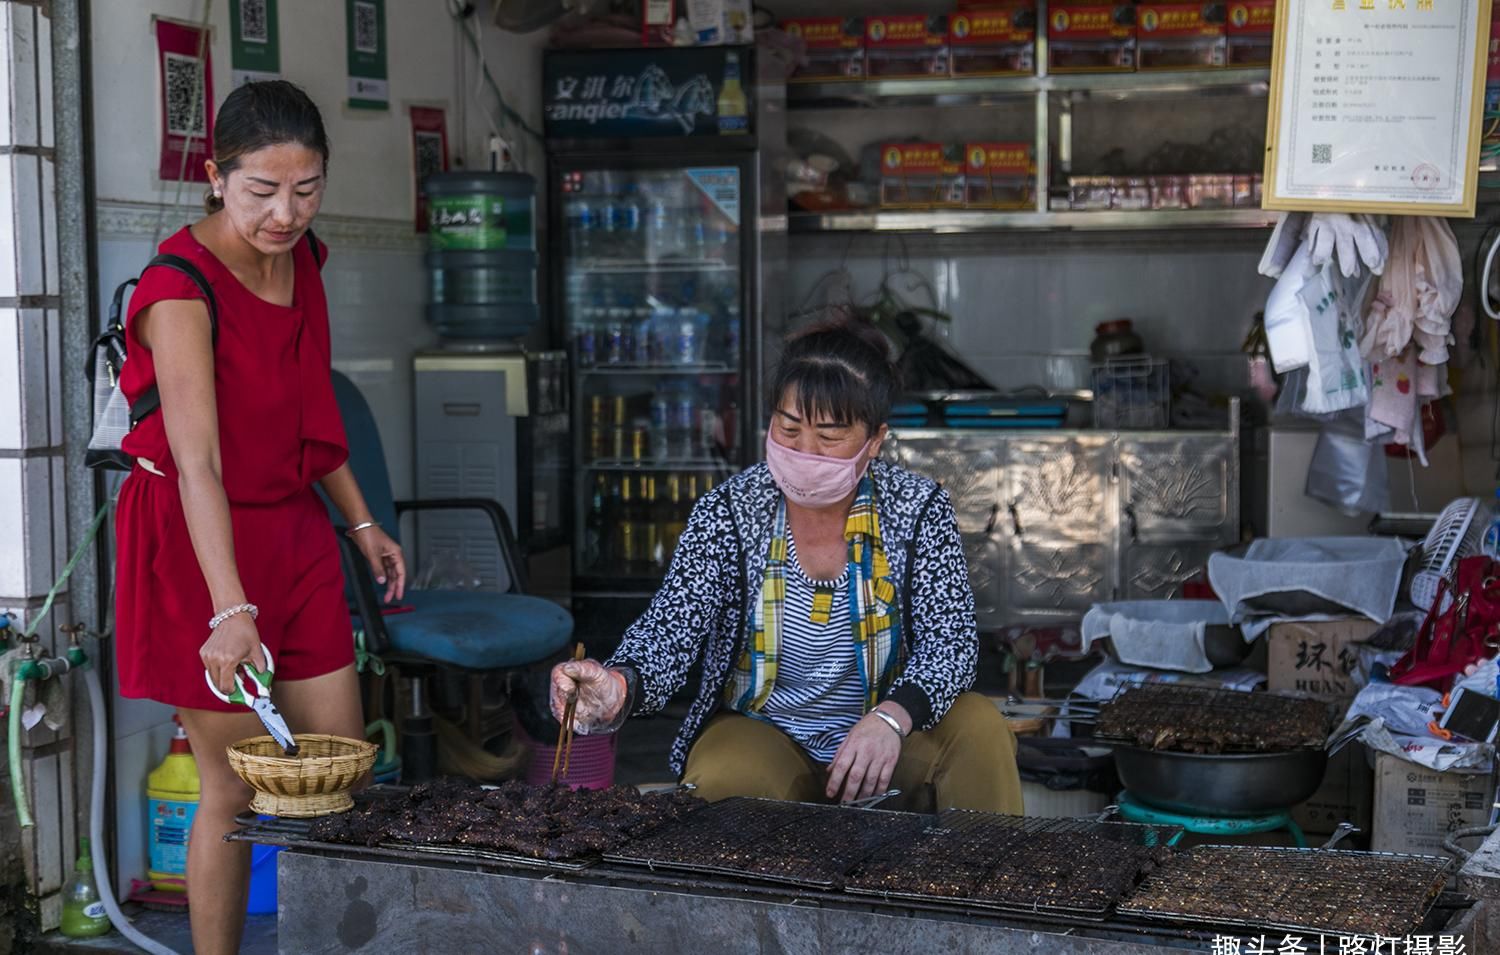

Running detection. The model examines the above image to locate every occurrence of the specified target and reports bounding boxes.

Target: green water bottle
[59,837,110,938]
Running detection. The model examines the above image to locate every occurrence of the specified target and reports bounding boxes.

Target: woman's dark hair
[769,318,900,435]
[204,80,330,213]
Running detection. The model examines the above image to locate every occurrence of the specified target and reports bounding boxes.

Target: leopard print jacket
[607,459,978,776]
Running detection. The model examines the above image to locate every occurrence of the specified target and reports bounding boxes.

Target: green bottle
[59,837,110,938]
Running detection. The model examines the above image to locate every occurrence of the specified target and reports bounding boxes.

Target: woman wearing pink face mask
[551,319,1021,811]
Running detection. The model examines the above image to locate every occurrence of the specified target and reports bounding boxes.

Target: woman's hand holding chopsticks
[548,657,629,736]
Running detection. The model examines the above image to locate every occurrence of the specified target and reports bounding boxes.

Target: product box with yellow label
[1047,3,1136,73]
[949,5,1036,77]
[783,18,866,81]
[866,15,950,78]
[1137,3,1226,70]
[880,143,965,208]
[1226,0,1275,66]
[964,142,1035,208]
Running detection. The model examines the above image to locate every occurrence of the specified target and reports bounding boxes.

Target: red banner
[410,106,449,233]
[156,19,215,183]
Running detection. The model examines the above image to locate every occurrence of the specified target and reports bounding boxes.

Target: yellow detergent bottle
[147,717,199,893]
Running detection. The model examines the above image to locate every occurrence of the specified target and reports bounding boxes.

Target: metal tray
[1115,844,1451,938]
[228,806,596,873]
[605,797,931,890]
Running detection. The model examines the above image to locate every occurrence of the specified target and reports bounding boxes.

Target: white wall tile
[40,156,56,295]
[0,154,15,300]
[5,3,37,149]
[35,1,50,151]
[0,308,19,449]
[10,154,43,296]
[0,458,23,597]
[12,309,59,451]
[0,5,11,147]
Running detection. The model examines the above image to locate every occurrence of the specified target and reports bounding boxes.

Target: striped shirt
[758,535,865,763]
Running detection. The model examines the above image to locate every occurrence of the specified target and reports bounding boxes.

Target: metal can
[630,421,648,462]
[610,425,626,461]
[589,426,606,461]
[612,396,628,427]
[576,323,597,368]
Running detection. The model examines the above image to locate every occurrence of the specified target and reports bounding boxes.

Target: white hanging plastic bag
[1263,242,1314,373]
[1299,259,1372,415]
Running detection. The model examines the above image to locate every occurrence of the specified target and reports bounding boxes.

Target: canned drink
[631,422,648,462]
[612,396,628,427]
[589,427,606,461]
[674,309,701,365]
[589,395,606,429]
[576,324,597,368]
[610,425,626,461]
[604,320,626,365]
[670,393,696,431]
[699,409,718,455]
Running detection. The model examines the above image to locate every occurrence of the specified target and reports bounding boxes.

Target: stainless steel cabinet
[889,410,1238,630]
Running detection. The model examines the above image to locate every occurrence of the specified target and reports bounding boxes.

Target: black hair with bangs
[769,318,899,436]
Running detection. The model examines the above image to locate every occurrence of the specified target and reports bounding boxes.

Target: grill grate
[604,797,930,889]
[1093,683,1329,754]
[844,810,1179,919]
[1116,845,1452,937]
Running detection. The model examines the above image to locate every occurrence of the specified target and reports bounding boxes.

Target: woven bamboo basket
[227,734,377,818]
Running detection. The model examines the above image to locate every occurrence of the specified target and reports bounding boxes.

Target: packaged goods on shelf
[880,143,965,208]
[964,142,1034,208]
[1046,3,1136,73]
[1136,3,1226,71]
[1226,0,1275,67]
[783,18,866,81]
[949,4,1036,77]
[865,15,950,78]
[1065,173,1261,211]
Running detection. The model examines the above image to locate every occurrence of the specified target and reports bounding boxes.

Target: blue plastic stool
[1116,791,1307,847]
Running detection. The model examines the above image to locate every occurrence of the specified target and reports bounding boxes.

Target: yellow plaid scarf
[726,477,901,715]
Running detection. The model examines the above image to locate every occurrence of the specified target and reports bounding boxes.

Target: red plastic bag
[1390,556,1500,690]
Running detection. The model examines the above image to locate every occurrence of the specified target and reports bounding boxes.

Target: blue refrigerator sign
[544,47,753,139]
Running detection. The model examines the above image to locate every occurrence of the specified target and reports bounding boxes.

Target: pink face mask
[765,432,874,509]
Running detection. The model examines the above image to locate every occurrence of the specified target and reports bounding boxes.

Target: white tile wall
[10,153,45,295]
[5,308,61,451]
[0,152,15,301]
[0,5,11,146]
[0,307,18,449]
[0,457,24,598]
[3,3,37,150]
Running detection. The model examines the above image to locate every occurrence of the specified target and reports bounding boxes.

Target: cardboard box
[866,15,949,78]
[783,18,865,82]
[1226,0,1275,66]
[949,5,1036,77]
[879,143,965,208]
[1136,3,1226,71]
[1372,753,1496,856]
[1292,743,1374,837]
[964,142,1034,208]
[1047,3,1136,73]
[1265,618,1380,701]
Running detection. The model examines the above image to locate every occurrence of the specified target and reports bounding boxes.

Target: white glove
[1259,212,1309,279]
[1306,214,1387,278]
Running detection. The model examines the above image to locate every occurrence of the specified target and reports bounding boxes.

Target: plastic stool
[1116,791,1307,847]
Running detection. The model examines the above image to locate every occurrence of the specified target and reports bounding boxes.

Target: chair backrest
[328,370,400,540]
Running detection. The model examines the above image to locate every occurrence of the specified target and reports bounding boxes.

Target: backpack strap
[306,228,323,267]
[127,255,219,425]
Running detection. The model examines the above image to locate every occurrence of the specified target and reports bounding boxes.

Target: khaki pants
[682,692,1023,814]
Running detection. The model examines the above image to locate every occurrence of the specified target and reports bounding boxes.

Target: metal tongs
[205,642,298,756]
[845,788,901,810]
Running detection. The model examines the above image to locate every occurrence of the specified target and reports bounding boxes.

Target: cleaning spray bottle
[60,836,110,938]
[147,715,199,893]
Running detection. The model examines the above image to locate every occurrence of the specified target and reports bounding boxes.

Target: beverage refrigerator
[544,45,786,623]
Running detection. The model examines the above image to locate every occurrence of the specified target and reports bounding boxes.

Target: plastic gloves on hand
[1306,213,1388,278]
[549,658,628,736]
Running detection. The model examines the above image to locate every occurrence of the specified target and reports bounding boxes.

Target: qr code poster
[410,106,449,233]
[228,0,281,88]
[155,18,214,183]
[346,0,389,110]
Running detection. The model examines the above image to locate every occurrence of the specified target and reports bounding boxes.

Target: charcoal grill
[844,809,1180,920]
[1116,844,1453,938]
[604,797,929,890]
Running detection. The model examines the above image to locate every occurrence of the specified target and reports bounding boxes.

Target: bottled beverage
[717,51,749,135]
[699,405,720,459]
[670,389,697,460]
[603,309,629,365]
[644,475,663,569]
[663,472,687,558]
[569,196,594,259]
[645,195,672,264]
[725,304,741,368]
[598,194,620,259]
[618,185,643,260]
[618,475,638,568]
[575,315,597,369]
[649,391,671,461]
[630,308,654,365]
[60,837,110,938]
[584,474,607,569]
[673,309,704,366]
[683,212,707,261]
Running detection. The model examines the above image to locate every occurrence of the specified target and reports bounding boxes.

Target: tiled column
[0,0,77,932]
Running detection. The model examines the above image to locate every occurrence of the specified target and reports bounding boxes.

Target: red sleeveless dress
[113,226,354,711]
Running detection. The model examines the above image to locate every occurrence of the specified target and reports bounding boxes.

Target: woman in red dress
[113,81,405,955]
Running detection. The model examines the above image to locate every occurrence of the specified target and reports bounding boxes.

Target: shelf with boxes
[781,1,1275,231]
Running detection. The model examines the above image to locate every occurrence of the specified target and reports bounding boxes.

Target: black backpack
[85,232,320,471]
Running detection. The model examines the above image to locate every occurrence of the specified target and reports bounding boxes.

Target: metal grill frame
[1115,844,1453,938]
[1092,683,1331,753]
[603,797,932,890]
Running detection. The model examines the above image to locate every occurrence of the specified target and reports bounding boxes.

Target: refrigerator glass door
[561,164,746,581]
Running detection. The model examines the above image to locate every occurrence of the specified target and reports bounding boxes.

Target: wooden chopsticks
[551,643,586,784]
